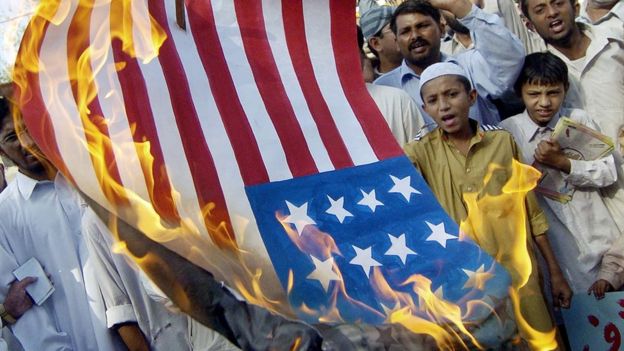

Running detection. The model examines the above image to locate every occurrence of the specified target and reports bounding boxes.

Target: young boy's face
[521,81,566,127]
[421,75,476,136]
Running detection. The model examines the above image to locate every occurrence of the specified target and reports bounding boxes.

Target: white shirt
[366,83,425,145]
[548,25,624,154]
[82,208,193,351]
[578,0,624,33]
[0,320,5,351]
[500,109,624,291]
[0,172,113,350]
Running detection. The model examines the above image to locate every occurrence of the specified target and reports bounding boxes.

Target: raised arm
[433,0,526,99]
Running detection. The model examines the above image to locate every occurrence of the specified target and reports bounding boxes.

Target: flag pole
[176,0,186,30]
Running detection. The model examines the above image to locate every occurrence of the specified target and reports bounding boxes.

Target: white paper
[12,257,54,305]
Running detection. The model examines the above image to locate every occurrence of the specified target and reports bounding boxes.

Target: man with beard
[519,0,624,153]
[0,88,151,350]
[374,0,524,126]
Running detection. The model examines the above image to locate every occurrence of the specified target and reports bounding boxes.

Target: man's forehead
[527,0,560,8]
[396,12,435,27]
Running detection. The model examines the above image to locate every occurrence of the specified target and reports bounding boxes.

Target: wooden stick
[175,0,186,30]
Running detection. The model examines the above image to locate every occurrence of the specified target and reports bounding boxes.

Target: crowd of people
[360,0,623,348]
[0,0,622,349]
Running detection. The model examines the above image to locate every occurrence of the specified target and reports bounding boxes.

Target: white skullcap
[419,62,472,96]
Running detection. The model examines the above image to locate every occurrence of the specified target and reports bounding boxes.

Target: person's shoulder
[404,126,441,155]
[367,82,409,98]
[480,123,508,133]
[499,112,528,127]
[369,83,409,95]
[409,124,439,142]
[0,181,20,207]
[373,66,402,86]
[587,22,624,44]
[480,124,515,144]
[562,108,592,123]
[0,182,22,231]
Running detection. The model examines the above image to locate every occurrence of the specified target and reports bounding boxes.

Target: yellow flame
[10,0,297,330]
[11,1,559,349]
[461,160,558,350]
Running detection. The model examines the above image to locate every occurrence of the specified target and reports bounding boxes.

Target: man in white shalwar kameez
[0,92,120,350]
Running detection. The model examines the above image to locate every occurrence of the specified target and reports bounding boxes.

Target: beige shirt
[366,83,425,146]
[403,123,554,336]
[403,123,549,243]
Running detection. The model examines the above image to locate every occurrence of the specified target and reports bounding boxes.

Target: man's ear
[468,89,478,106]
[368,37,381,52]
[574,0,580,16]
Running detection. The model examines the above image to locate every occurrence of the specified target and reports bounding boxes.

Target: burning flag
[13,0,517,347]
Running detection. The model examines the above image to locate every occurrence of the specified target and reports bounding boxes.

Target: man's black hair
[390,0,441,35]
[514,52,569,96]
[0,96,10,127]
[519,0,575,20]
[357,25,365,52]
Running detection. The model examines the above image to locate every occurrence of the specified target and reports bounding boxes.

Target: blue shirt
[374,5,525,126]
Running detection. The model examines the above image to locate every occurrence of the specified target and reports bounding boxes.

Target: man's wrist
[0,303,17,324]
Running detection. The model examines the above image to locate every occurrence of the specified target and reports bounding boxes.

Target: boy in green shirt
[403,62,571,347]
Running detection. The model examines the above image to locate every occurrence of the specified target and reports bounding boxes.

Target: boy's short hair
[514,52,569,96]
[390,0,441,35]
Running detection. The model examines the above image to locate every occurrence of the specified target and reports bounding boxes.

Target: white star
[462,264,494,290]
[385,233,417,264]
[350,245,382,278]
[283,201,316,236]
[325,196,353,223]
[425,221,456,248]
[380,301,400,316]
[357,189,384,212]
[388,175,420,202]
[433,286,444,299]
[307,255,341,292]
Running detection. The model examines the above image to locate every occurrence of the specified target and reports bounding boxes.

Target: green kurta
[404,123,554,339]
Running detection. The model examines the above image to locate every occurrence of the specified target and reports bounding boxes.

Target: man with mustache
[374,0,525,126]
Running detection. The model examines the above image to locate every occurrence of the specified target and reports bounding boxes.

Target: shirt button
[466,168,471,173]
[466,186,473,191]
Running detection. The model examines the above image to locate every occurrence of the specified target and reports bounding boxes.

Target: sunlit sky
[0,0,39,83]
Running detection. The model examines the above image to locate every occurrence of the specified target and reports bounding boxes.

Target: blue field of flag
[246,156,511,325]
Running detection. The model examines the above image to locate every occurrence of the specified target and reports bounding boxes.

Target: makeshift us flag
[14,0,513,346]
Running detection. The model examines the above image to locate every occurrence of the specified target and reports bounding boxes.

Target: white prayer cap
[419,62,472,95]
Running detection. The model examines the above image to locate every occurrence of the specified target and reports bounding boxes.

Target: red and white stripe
[17,0,403,289]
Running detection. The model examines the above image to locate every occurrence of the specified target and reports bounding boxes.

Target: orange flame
[11,0,293,327]
[11,1,559,349]
[461,160,558,350]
